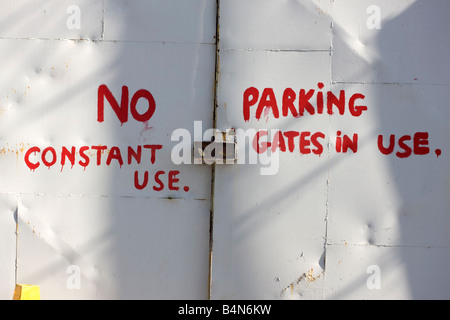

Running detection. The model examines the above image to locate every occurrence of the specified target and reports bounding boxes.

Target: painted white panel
[219,0,332,50]
[0,39,215,198]
[216,49,332,130]
[16,194,210,299]
[212,162,328,299]
[324,244,450,299]
[0,0,103,40]
[327,84,450,248]
[104,0,217,44]
[0,195,17,299]
[330,0,450,84]
[0,1,216,300]
[212,49,332,299]
[214,0,450,300]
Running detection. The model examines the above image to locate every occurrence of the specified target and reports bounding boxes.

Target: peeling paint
[280,268,322,298]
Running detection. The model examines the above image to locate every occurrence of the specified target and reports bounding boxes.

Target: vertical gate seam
[207,0,221,300]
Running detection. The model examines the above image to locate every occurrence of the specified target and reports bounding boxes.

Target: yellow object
[12,284,40,300]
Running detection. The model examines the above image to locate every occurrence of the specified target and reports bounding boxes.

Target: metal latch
[193,129,237,164]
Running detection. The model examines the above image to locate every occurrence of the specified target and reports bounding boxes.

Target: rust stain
[305,268,319,282]
[65,58,72,70]
[280,268,322,297]
[87,145,110,157]
[0,142,29,158]
[27,221,42,238]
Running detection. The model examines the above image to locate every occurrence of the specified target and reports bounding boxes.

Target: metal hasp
[194,129,237,164]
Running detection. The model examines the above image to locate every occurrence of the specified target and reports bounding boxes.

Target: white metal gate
[211,0,450,299]
[1,0,450,300]
[0,0,216,299]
